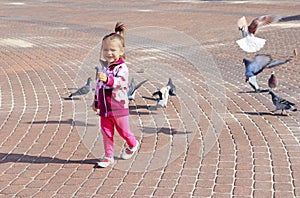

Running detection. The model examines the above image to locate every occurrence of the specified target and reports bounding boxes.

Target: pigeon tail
[236,35,266,53]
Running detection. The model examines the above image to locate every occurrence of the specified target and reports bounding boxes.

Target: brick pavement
[0,0,300,197]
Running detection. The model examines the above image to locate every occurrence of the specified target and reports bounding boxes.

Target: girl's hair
[101,22,126,60]
[103,22,126,47]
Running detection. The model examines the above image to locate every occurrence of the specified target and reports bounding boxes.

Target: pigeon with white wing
[152,78,176,108]
[236,15,281,53]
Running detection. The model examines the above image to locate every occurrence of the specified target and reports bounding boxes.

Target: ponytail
[114,22,126,47]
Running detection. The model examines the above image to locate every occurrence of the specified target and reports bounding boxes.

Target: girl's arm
[106,64,128,89]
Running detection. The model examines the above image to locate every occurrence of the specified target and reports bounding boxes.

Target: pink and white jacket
[94,58,129,117]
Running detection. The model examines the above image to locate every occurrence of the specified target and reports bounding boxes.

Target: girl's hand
[92,106,99,112]
[92,101,99,112]
[98,72,108,83]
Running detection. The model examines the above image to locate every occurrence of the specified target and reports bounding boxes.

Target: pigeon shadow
[241,111,288,117]
[129,110,156,115]
[63,97,81,101]
[238,89,269,94]
[129,105,157,115]
[129,105,150,110]
[281,15,300,22]
[142,96,158,101]
[24,119,96,126]
[0,153,98,165]
[141,126,191,135]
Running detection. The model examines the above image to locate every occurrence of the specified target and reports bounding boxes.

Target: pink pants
[100,116,137,158]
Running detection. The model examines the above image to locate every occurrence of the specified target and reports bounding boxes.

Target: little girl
[93,22,139,168]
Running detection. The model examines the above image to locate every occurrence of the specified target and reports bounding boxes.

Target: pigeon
[152,78,176,108]
[243,54,290,92]
[153,86,170,108]
[127,78,148,101]
[95,66,99,81]
[95,59,109,81]
[167,78,176,96]
[268,71,278,91]
[294,48,298,57]
[69,77,93,98]
[236,15,281,53]
[269,91,297,115]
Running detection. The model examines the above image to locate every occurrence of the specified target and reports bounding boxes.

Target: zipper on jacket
[102,84,108,117]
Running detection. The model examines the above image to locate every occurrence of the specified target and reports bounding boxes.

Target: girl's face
[102,38,124,64]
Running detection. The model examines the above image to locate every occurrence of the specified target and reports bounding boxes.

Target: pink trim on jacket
[94,58,129,117]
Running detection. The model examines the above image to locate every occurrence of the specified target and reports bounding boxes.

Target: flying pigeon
[243,54,289,92]
[127,78,148,101]
[152,78,176,108]
[69,77,93,98]
[268,71,278,91]
[269,91,297,115]
[236,15,281,53]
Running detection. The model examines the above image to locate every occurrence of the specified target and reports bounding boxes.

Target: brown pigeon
[268,71,278,91]
[238,15,282,35]
[236,15,281,53]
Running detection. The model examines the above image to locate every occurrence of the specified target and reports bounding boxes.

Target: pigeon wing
[127,78,135,96]
[153,90,163,100]
[266,59,290,68]
[237,16,248,31]
[78,85,90,95]
[134,79,148,91]
[248,15,281,34]
[249,54,272,75]
[279,97,295,106]
[256,15,281,28]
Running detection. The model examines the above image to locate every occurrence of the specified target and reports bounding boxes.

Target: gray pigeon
[153,78,176,108]
[95,66,99,81]
[243,54,290,92]
[69,77,93,98]
[127,78,148,101]
[95,59,108,81]
[167,78,176,96]
[269,91,297,115]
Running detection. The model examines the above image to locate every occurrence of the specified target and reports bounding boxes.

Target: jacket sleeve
[106,64,128,89]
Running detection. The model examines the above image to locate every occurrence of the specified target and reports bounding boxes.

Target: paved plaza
[0,0,300,197]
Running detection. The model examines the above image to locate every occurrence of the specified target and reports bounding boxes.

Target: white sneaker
[121,140,139,160]
[95,157,114,168]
